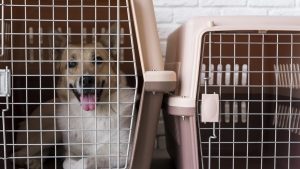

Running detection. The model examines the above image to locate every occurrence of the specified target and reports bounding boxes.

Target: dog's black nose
[80,76,95,87]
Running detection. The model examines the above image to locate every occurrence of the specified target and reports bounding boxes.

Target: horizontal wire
[6,101,136,105]
[202,56,300,58]
[5,19,131,22]
[201,156,300,158]
[205,42,300,45]
[6,154,130,159]
[5,129,133,132]
[5,47,133,49]
[4,33,132,36]
[207,32,300,36]
[5,115,135,118]
[4,4,129,8]
[199,128,300,130]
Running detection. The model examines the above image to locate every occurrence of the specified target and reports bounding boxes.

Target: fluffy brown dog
[14,26,136,169]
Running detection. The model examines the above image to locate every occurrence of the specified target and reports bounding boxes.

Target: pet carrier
[0,0,176,169]
[163,16,300,169]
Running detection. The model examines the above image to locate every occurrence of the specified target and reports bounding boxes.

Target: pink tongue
[80,95,96,111]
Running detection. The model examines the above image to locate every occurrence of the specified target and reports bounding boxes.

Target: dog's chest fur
[57,90,134,157]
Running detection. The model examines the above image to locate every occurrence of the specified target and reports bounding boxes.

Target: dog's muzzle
[69,79,105,111]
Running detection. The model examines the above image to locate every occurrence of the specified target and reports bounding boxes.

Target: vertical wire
[208,32,217,169]
[80,0,84,168]
[108,0,112,167]
[117,0,121,167]
[24,1,29,168]
[2,4,10,162]
[198,34,206,169]
[93,1,97,168]
[10,1,16,168]
[232,33,236,169]
[125,0,139,166]
[218,33,222,169]
[66,0,71,168]
[1,0,4,56]
[38,1,43,168]
[2,96,9,169]
[208,33,212,79]
[52,0,57,168]
[288,34,293,169]
[52,1,58,168]
[208,32,212,169]
[274,34,279,169]
[260,34,265,169]
[246,33,250,169]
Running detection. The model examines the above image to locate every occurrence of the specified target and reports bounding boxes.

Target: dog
[14,26,136,169]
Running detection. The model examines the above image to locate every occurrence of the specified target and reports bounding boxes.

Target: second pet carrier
[164,16,300,169]
[0,0,176,169]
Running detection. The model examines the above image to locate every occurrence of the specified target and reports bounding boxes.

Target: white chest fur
[57,90,135,158]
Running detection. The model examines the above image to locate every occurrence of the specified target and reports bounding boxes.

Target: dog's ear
[48,29,67,57]
[50,30,67,74]
[99,24,118,57]
[54,30,67,57]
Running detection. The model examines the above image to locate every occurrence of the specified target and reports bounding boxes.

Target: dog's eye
[93,55,103,65]
[68,61,77,68]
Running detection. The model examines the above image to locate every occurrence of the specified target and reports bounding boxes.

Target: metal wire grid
[196,31,300,169]
[0,0,138,169]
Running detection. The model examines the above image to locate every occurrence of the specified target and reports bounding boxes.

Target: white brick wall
[153,0,300,56]
[153,0,300,150]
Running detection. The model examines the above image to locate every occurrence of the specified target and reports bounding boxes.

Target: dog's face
[57,43,118,111]
[55,29,126,111]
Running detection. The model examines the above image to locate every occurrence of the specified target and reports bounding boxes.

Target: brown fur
[56,42,126,101]
[14,25,131,169]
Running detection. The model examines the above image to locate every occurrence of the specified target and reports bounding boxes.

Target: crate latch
[201,76,219,123]
[201,93,219,122]
[0,67,10,97]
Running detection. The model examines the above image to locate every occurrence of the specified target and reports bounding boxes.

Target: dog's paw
[63,158,87,169]
[62,158,71,169]
[63,157,97,169]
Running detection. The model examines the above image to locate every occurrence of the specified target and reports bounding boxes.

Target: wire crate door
[0,1,140,169]
[197,31,300,169]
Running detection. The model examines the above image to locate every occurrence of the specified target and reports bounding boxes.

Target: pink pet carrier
[0,0,176,169]
[164,16,300,169]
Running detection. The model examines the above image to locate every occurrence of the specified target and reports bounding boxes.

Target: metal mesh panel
[0,0,139,169]
[197,31,300,169]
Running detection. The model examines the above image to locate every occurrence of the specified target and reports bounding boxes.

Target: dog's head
[55,27,127,111]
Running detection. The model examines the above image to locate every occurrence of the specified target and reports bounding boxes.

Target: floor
[151,149,174,169]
